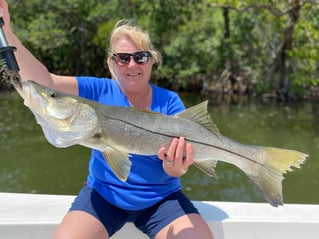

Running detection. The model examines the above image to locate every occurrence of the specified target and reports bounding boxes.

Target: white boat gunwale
[0,192,318,239]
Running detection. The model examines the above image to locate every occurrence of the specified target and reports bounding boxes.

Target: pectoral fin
[101,147,132,181]
[194,160,219,179]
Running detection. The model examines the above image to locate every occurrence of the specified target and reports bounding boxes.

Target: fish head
[21,80,99,147]
[23,81,79,120]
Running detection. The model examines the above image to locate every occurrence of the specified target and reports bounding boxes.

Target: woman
[0,1,214,239]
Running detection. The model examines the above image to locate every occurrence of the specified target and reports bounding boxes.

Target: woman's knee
[53,211,109,239]
[155,213,214,239]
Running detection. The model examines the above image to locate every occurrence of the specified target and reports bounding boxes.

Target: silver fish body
[21,80,307,207]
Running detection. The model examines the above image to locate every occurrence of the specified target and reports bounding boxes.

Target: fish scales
[5,79,308,207]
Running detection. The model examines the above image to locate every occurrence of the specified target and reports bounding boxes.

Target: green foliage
[5,0,319,98]
[288,4,319,91]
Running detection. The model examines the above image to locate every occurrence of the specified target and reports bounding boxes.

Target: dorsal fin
[176,101,220,134]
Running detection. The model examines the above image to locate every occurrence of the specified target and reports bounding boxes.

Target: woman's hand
[157,137,194,177]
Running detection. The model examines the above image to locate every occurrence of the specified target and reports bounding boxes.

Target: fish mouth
[22,81,78,120]
[22,81,45,114]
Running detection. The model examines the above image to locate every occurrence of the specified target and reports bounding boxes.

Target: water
[0,91,318,205]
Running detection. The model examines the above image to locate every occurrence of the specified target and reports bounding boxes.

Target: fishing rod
[0,16,20,78]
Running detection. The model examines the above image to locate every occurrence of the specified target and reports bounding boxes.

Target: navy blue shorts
[69,186,199,238]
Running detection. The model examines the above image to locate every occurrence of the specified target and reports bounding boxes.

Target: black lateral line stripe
[105,115,265,167]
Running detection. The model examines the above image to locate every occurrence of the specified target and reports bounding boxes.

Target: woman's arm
[0,0,78,95]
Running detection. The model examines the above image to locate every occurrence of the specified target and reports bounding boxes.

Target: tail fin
[250,147,307,207]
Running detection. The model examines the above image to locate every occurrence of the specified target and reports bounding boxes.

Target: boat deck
[0,192,318,238]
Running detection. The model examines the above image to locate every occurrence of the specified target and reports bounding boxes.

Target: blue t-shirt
[76,76,186,210]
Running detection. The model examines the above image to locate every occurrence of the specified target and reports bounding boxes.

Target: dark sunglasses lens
[116,53,131,63]
[113,52,151,65]
[134,52,150,64]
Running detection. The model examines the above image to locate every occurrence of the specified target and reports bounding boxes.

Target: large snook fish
[16,80,308,207]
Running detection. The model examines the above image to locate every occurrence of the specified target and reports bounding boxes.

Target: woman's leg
[53,210,109,239]
[155,213,214,239]
[134,190,214,239]
[53,186,126,239]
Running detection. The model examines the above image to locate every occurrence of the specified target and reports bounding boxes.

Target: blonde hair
[107,20,162,78]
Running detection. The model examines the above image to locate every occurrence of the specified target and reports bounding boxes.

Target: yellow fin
[194,160,219,179]
[250,147,308,207]
[101,147,132,181]
[176,101,219,134]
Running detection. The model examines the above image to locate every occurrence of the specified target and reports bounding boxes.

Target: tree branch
[208,0,318,17]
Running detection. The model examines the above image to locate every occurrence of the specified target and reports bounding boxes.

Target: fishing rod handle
[0,17,19,72]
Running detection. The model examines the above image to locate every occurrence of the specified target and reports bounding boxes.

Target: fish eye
[49,91,58,98]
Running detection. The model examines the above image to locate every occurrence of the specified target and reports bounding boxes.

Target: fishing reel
[0,17,20,85]
[0,17,19,75]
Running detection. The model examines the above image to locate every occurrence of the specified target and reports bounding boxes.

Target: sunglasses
[112,51,152,65]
